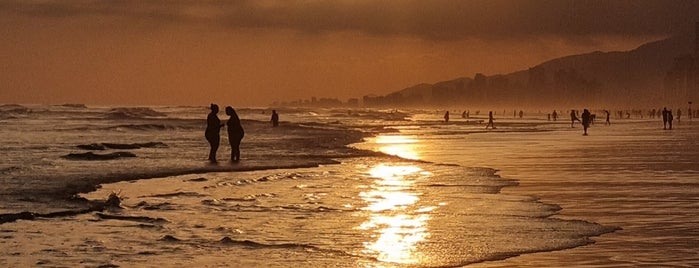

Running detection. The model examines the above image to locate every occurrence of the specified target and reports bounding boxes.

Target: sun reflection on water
[358,135,433,265]
[374,135,420,160]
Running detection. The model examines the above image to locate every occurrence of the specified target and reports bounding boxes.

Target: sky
[1,0,698,106]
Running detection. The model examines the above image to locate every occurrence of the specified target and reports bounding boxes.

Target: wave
[96,212,169,224]
[105,107,167,119]
[0,166,23,175]
[56,103,87,109]
[139,192,207,198]
[105,123,181,131]
[0,104,30,114]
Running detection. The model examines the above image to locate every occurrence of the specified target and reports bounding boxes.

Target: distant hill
[365,32,696,108]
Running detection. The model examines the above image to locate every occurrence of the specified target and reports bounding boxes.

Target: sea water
[0,104,696,267]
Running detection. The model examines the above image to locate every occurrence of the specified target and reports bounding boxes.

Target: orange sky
[1,1,697,106]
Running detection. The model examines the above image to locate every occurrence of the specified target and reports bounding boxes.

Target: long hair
[225,106,240,123]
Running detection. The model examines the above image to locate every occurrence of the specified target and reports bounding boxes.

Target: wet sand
[397,119,699,267]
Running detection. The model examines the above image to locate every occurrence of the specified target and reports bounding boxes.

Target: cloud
[2,0,698,40]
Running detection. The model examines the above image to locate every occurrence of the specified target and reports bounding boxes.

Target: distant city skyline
[1,1,698,106]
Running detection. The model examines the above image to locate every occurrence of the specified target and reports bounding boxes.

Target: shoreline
[0,121,380,223]
[0,116,624,266]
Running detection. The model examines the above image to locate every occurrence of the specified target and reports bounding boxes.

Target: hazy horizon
[2,1,698,106]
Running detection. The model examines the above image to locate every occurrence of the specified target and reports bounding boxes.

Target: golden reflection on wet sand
[374,135,420,160]
[358,135,433,265]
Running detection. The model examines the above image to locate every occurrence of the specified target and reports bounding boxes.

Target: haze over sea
[1,104,697,267]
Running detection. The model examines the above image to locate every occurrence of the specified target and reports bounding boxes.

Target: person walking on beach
[485,111,495,129]
[271,110,279,127]
[552,110,558,121]
[677,109,682,123]
[667,109,674,130]
[226,106,245,162]
[605,110,611,125]
[581,109,591,135]
[570,110,580,128]
[444,111,450,123]
[662,107,669,130]
[205,104,224,162]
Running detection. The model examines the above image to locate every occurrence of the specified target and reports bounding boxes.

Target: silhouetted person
[485,111,495,129]
[444,111,450,123]
[552,110,558,121]
[206,104,224,162]
[226,106,245,162]
[570,110,580,128]
[605,110,611,125]
[667,110,674,130]
[581,109,591,135]
[271,110,279,127]
[547,114,551,121]
[461,111,467,118]
[519,110,523,119]
[662,107,668,130]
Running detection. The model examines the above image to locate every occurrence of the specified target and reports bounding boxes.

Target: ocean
[0,104,697,267]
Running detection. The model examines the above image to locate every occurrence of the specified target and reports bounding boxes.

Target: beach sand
[1,106,697,267]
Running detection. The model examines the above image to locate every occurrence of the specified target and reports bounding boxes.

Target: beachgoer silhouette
[605,110,611,125]
[519,110,523,119]
[226,106,245,162]
[552,110,558,121]
[205,104,224,162]
[485,111,495,129]
[444,111,450,123]
[581,109,591,135]
[667,110,674,130]
[570,110,580,128]
[662,107,668,130]
[271,110,279,127]
[547,114,551,121]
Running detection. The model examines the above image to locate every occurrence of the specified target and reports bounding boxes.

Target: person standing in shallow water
[444,111,450,123]
[581,109,591,135]
[485,111,495,129]
[662,107,668,130]
[605,110,611,125]
[271,110,279,127]
[226,106,245,162]
[570,110,580,128]
[205,104,224,162]
[667,110,674,130]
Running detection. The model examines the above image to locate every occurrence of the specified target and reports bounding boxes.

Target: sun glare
[374,135,421,160]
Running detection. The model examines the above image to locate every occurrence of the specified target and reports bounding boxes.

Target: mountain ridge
[364,32,696,108]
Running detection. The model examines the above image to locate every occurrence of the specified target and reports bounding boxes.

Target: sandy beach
[1,106,698,267]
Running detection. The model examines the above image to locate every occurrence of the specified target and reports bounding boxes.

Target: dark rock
[62,152,137,161]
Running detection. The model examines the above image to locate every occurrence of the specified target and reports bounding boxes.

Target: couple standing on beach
[205,104,244,163]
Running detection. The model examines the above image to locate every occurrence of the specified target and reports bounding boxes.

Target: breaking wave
[105,107,167,119]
